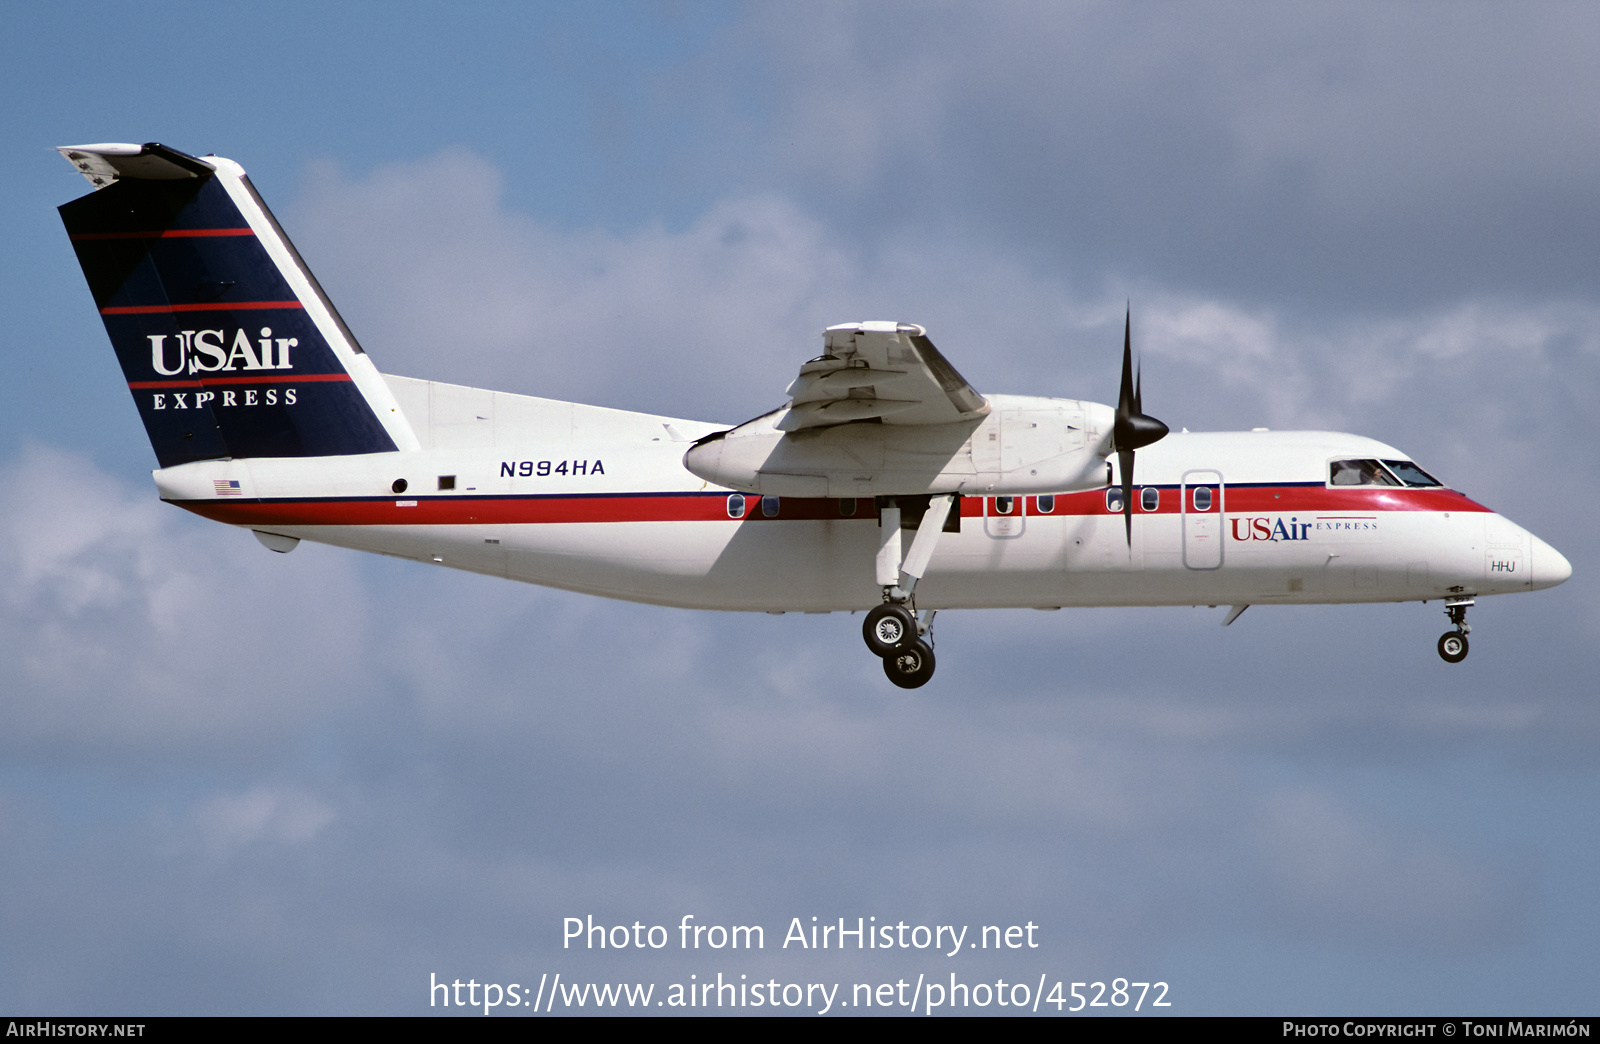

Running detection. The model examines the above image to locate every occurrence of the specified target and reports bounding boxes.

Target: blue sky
[2,2,1596,1015]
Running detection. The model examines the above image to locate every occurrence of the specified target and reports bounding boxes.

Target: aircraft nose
[1530,534,1573,590]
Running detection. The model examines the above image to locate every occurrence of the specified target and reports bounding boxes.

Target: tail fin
[57,142,418,468]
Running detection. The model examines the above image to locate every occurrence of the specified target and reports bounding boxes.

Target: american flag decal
[213,479,242,496]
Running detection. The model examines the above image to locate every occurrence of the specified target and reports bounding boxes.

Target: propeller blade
[1118,310,1136,423]
[1111,308,1168,454]
[1110,306,1169,546]
[1118,448,1135,546]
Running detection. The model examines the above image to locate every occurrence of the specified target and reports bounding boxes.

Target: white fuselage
[152,375,1570,613]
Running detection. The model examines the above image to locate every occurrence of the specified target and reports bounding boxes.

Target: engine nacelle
[684,395,1115,497]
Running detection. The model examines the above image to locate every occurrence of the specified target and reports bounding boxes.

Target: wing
[777,322,989,431]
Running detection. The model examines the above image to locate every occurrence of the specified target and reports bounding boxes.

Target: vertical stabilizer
[57,142,419,467]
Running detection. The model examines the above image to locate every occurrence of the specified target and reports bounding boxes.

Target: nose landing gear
[1437,598,1473,663]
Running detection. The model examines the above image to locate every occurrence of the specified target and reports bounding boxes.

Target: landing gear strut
[863,495,955,688]
[1437,598,1473,664]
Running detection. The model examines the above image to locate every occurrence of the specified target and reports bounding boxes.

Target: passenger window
[1106,488,1124,513]
[838,497,857,516]
[1193,486,1212,511]
[762,495,780,517]
[1037,495,1055,514]
[1329,459,1400,486]
[995,496,1015,515]
[1141,487,1159,511]
[727,494,746,518]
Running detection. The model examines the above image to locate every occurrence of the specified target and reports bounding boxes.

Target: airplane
[54,142,1572,689]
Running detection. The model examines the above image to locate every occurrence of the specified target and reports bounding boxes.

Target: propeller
[1112,308,1169,545]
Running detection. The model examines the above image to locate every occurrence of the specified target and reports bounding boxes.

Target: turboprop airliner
[55,142,1571,688]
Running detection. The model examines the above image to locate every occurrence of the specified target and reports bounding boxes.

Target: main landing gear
[1437,598,1473,663]
[866,604,938,688]
[863,494,954,689]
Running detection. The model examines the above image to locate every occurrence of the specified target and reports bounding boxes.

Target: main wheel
[863,603,916,656]
[1437,631,1469,663]
[883,638,936,689]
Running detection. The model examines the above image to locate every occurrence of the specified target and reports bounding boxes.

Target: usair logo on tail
[147,327,297,375]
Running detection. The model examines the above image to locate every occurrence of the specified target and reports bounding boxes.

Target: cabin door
[1182,469,1224,570]
[984,494,1025,538]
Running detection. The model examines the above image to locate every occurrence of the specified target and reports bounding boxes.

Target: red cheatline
[127,373,353,389]
[100,301,303,314]
[175,485,1493,528]
[70,228,256,240]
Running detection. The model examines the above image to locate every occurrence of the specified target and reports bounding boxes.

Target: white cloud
[737,3,1600,213]
[193,786,337,854]
[287,151,855,422]
[0,446,373,757]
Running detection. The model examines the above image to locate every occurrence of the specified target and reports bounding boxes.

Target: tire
[863,604,916,656]
[1437,631,1469,663]
[883,638,936,689]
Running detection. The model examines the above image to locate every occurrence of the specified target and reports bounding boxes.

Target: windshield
[1381,459,1443,487]
[1329,458,1444,488]
[1329,459,1399,486]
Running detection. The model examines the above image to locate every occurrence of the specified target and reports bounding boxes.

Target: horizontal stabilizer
[58,143,216,189]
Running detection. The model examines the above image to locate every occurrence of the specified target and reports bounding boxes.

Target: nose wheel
[1437,598,1473,663]
[1437,631,1468,663]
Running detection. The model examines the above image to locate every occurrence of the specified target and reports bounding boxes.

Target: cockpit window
[1329,459,1400,487]
[1381,460,1443,487]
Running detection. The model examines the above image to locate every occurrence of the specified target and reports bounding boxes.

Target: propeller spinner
[1112,309,1169,545]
